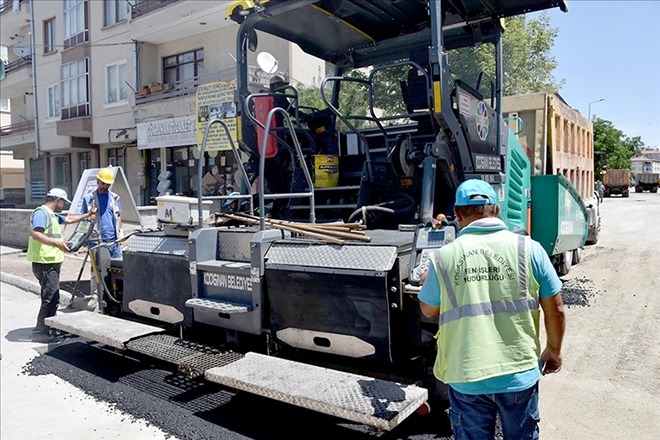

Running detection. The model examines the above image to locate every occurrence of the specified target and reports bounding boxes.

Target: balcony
[0,57,32,98]
[135,69,233,105]
[130,0,234,44]
[4,56,31,74]
[0,119,35,149]
[131,0,179,19]
[0,0,30,42]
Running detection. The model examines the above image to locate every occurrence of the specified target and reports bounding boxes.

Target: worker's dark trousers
[32,263,61,335]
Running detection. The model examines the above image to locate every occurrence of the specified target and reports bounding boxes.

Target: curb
[0,271,90,311]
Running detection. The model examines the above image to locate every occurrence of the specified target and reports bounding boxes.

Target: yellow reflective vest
[27,205,65,264]
[430,230,541,384]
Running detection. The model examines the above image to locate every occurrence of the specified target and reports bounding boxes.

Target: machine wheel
[556,251,572,276]
[635,186,642,193]
[572,247,583,265]
[586,223,600,245]
[651,186,658,193]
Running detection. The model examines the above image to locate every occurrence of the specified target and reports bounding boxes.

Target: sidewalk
[0,244,95,310]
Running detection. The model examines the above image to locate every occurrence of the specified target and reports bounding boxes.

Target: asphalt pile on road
[560,276,600,308]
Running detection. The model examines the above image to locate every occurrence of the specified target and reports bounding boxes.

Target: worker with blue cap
[418,179,565,439]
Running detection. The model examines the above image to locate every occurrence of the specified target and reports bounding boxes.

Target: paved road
[2,190,659,439]
[0,282,169,440]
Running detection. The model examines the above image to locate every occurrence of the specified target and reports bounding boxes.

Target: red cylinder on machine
[254,96,278,159]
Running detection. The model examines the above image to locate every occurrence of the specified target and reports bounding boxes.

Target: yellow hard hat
[97,167,115,184]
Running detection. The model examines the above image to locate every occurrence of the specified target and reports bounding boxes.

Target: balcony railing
[0,119,35,136]
[131,0,179,19]
[0,0,24,16]
[3,56,31,75]
[135,69,234,105]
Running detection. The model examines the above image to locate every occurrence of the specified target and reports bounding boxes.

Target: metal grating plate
[265,243,398,271]
[216,228,254,261]
[126,235,189,256]
[45,311,164,350]
[205,352,427,431]
[185,298,250,314]
[126,334,244,376]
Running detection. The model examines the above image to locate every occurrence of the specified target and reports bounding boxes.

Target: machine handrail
[257,107,316,229]
[198,118,254,228]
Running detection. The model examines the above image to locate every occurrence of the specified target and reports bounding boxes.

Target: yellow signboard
[196,79,238,151]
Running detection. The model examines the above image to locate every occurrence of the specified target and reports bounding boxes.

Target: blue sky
[536,1,660,148]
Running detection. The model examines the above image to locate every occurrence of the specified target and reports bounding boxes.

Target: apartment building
[0,0,323,207]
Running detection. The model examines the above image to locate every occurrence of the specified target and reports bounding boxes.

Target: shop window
[107,147,125,168]
[53,155,71,189]
[78,151,91,180]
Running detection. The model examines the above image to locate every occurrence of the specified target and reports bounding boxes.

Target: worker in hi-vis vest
[27,188,95,343]
[419,179,565,440]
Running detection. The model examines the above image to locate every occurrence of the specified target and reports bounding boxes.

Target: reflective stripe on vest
[434,234,538,326]
[27,205,64,264]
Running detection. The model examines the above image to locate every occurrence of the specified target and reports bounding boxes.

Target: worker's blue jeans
[448,382,540,440]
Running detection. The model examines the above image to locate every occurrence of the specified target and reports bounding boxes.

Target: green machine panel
[531,174,588,256]
[499,130,532,232]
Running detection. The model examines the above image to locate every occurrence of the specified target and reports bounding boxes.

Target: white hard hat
[47,188,71,204]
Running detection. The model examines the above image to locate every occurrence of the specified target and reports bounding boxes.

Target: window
[53,155,71,188]
[61,58,89,119]
[30,158,46,200]
[105,61,127,104]
[78,151,91,180]
[63,0,89,49]
[46,84,60,119]
[107,148,125,168]
[0,98,9,112]
[163,49,204,84]
[104,0,128,26]
[44,18,56,53]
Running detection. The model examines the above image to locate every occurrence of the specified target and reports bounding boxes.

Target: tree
[448,12,564,95]
[592,117,643,171]
[296,12,563,120]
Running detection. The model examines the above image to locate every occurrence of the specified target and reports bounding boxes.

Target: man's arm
[63,210,94,224]
[31,227,70,253]
[420,301,439,318]
[418,264,441,318]
[540,293,565,375]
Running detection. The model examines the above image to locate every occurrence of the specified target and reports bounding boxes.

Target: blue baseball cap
[455,179,498,206]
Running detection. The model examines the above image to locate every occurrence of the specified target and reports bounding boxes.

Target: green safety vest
[430,230,541,384]
[27,205,65,264]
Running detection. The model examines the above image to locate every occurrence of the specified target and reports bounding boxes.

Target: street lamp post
[588,98,605,121]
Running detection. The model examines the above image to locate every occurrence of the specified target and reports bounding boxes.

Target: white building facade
[1,0,323,206]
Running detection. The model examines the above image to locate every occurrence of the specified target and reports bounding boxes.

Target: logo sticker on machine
[476,101,489,140]
[203,272,253,291]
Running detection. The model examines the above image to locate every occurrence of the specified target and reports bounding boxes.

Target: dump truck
[635,172,659,193]
[47,0,576,432]
[604,169,630,197]
[502,92,601,273]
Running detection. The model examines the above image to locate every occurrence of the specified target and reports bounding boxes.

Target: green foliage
[593,117,643,171]
[448,13,564,95]
[295,13,563,122]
